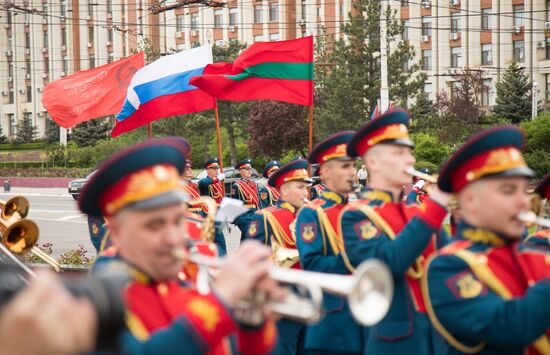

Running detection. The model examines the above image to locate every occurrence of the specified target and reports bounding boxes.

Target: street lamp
[532,81,539,120]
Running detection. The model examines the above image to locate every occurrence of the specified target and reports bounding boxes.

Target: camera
[0,261,129,351]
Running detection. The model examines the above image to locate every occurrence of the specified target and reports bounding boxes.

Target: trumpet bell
[0,196,30,220]
[1,219,39,253]
[348,259,393,326]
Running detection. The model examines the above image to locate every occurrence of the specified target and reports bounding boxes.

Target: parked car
[68,170,97,200]
[195,167,260,197]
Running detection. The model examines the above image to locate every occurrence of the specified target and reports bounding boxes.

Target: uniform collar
[360,186,395,203]
[277,199,297,214]
[456,221,512,247]
[321,189,348,205]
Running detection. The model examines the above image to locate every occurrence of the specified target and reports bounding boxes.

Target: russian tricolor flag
[112,46,216,137]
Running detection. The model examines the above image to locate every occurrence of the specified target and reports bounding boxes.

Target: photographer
[0,271,97,355]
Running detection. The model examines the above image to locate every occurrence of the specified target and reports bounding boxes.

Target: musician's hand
[0,271,97,355]
[429,184,451,208]
[212,241,272,308]
[217,173,226,181]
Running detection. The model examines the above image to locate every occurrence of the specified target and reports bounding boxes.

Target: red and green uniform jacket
[524,228,550,250]
[231,179,260,236]
[198,176,225,205]
[295,189,364,352]
[92,256,277,355]
[259,184,280,209]
[341,187,450,355]
[424,221,550,355]
[309,183,325,201]
[246,200,301,269]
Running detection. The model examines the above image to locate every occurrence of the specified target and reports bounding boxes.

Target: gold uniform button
[157,283,169,296]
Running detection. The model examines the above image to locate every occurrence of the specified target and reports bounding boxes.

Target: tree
[314,2,425,138]
[409,91,437,134]
[15,115,38,143]
[432,69,487,143]
[0,124,7,143]
[70,117,112,147]
[248,101,309,159]
[45,118,60,144]
[520,112,550,178]
[492,62,532,124]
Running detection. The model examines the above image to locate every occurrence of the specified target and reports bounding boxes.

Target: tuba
[0,196,30,220]
[188,254,393,326]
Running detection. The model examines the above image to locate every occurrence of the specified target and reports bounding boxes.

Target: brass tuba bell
[0,196,30,220]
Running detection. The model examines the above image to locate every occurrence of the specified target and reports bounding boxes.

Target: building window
[254,35,264,42]
[26,59,31,77]
[547,1,550,21]
[481,8,492,30]
[176,15,184,32]
[60,0,67,17]
[25,32,31,49]
[229,8,238,26]
[63,58,68,72]
[513,5,524,27]
[402,20,409,41]
[546,38,550,60]
[191,13,199,30]
[61,28,67,46]
[481,79,492,106]
[108,28,114,42]
[8,88,14,104]
[7,35,12,51]
[546,74,550,101]
[339,2,344,17]
[481,44,492,65]
[422,50,432,70]
[301,0,306,20]
[8,114,16,135]
[7,10,12,24]
[107,0,113,14]
[451,47,462,68]
[269,33,280,41]
[88,27,94,44]
[26,86,32,102]
[214,9,223,28]
[87,0,94,16]
[424,82,433,101]
[108,54,114,63]
[44,58,49,72]
[7,61,13,78]
[513,40,525,62]
[43,31,48,48]
[451,12,461,33]
[451,81,460,98]
[43,4,48,19]
[89,54,95,69]
[422,17,432,36]
[269,2,279,22]
[401,0,409,6]
[254,5,263,23]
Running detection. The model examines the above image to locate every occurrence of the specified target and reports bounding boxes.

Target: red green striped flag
[190,36,313,106]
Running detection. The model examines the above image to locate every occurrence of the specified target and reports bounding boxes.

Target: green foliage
[0,124,7,143]
[15,115,38,143]
[0,167,89,177]
[493,62,532,124]
[520,112,550,178]
[314,2,424,139]
[410,91,433,122]
[23,243,53,264]
[45,119,60,144]
[0,142,47,150]
[411,133,452,168]
[70,117,113,148]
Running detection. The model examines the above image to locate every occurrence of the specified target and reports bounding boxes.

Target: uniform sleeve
[245,212,270,245]
[426,254,550,349]
[230,182,240,200]
[342,198,448,275]
[295,207,349,274]
[236,320,277,355]
[121,292,238,355]
[405,189,420,205]
[258,188,269,209]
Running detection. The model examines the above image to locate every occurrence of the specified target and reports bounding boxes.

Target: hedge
[0,167,90,178]
[0,142,48,151]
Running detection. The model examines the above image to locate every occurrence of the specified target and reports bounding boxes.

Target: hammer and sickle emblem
[115,63,139,89]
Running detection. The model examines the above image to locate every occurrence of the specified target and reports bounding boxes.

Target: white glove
[217,173,226,181]
[413,179,426,190]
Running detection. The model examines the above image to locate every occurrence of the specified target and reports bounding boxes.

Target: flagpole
[214,101,227,197]
[308,105,313,154]
[147,123,152,140]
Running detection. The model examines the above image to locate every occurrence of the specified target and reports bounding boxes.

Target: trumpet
[0,214,61,272]
[405,167,438,184]
[518,211,550,229]
[187,254,393,326]
[0,196,29,220]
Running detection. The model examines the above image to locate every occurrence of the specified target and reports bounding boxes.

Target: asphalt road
[0,187,242,260]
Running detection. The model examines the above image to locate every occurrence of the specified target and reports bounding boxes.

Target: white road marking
[31,217,86,224]
[57,215,86,221]
[30,209,81,213]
